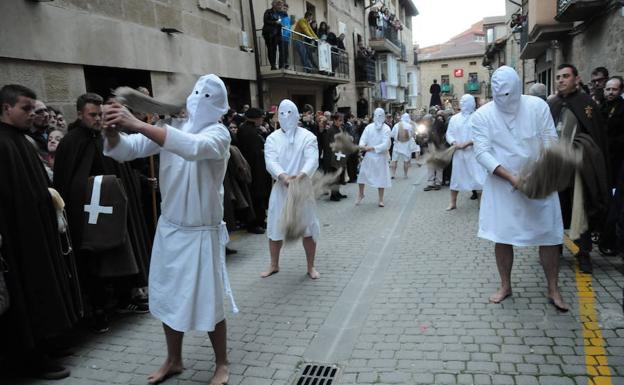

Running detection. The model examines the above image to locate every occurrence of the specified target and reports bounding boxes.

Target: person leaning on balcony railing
[293,11,319,72]
[262,0,284,70]
[368,7,379,39]
[278,2,291,69]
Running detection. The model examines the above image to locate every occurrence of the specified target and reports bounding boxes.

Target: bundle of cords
[517,141,582,199]
[425,145,457,170]
[280,175,315,242]
[330,132,359,155]
[279,168,344,242]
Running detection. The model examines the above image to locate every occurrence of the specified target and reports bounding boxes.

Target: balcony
[464,82,481,94]
[255,28,349,85]
[355,56,376,87]
[441,83,453,94]
[372,82,399,102]
[398,42,408,62]
[520,0,573,59]
[369,25,402,57]
[555,0,606,22]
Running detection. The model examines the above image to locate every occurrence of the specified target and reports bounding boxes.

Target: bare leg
[539,245,569,311]
[390,161,397,178]
[148,324,184,384]
[302,236,319,279]
[446,190,458,210]
[378,188,385,207]
[261,240,281,277]
[403,160,410,178]
[490,243,513,303]
[207,320,229,385]
[356,184,365,205]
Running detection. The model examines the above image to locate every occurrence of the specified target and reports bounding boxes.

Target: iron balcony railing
[441,83,452,94]
[255,28,349,80]
[556,0,606,22]
[355,56,376,83]
[370,23,401,49]
[464,82,481,93]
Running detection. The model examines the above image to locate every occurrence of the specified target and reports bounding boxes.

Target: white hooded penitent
[278,99,300,144]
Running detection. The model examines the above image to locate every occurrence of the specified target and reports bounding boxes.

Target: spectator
[237,108,273,234]
[56,110,67,131]
[368,7,379,38]
[0,84,81,380]
[430,79,442,107]
[53,93,152,332]
[602,76,624,188]
[590,66,609,105]
[27,100,50,155]
[278,2,291,69]
[528,82,548,101]
[262,1,283,70]
[317,21,329,41]
[44,129,64,170]
[293,11,318,72]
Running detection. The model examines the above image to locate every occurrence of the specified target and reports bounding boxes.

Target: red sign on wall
[454,69,464,77]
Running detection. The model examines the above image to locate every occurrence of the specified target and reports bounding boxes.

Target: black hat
[245,107,264,119]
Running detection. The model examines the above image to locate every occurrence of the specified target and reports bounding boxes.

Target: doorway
[84,65,152,100]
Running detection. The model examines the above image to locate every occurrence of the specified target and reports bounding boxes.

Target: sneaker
[247,226,265,234]
[576,252,593,274]
[35,362,71,380]
[226,247,238,255]
[433,185,441,190]
[116,300,149,314]
[423,185,435,191]
[338,193,348,199]
[470,191,478,200]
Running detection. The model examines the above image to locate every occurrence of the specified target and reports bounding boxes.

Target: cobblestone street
[14,166,624,385]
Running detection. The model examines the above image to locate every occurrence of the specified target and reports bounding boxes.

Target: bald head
[528,83,547,101]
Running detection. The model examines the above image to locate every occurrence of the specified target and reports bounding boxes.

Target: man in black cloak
[236,107,272,234]
[53,93,151,331]
[0,84,81,379]
[548,64,610,274]
[321,112,348,200]
[429,79,442,107]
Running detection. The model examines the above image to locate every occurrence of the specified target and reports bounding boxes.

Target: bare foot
[445,205,456,211]
[260,267,279,278]
[488,288,512,304]
[547,291,569,312]
[307,269,320,279]
[147,359,183,384]
[378,202,385,207]
[209,363,229,385]
[355,194,364,205]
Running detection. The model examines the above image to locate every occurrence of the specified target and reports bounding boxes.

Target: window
[306,2,316,18]
[486,28,494,43]
[538,68,553,96]
[441,64,448,68]
[475,35,485,42]
[469,73,479,83]
[441,75,449,84]
[469,61,477,66]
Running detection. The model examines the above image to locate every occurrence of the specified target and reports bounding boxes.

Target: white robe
[104,122,236,332]
[265,127,320,241]
[391,122,419,160]
[357,124,392,188]
[446,112,486,191]
[472,95,563,246]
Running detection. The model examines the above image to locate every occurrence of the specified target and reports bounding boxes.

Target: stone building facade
[0,0,257,120]
[416,22,490,109]
[519,0,624,94]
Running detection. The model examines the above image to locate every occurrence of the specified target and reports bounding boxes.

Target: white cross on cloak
[335,151,346,161]
[84,175,113,224]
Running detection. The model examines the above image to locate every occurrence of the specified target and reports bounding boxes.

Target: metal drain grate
[295,364,339,385]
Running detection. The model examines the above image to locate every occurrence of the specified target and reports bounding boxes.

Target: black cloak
[0,122,82,353]
[52,122,151,285]
[548,91,610,230]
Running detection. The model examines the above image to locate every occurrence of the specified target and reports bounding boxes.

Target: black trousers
[280,40,289,68]
[265,34,282,68]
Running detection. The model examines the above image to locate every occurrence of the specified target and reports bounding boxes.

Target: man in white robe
[390,113,420,179]
[261,99,321,279]
[445,94,486,210]
[102,74,237,385]
[356,107,392,207]
[472,66,569,312]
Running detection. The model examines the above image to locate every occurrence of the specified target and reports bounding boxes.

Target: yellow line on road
[564,236,612,385]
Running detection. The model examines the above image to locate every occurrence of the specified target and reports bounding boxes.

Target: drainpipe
[248,0,264,109]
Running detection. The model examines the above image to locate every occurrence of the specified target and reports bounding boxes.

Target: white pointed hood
[459,94,476,116]
[400,113,411,123]
[184,74,229,133]
[373,107,385,130]
[278,99,300,144]
[491,66,521,117]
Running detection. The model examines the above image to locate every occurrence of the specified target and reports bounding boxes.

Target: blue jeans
[295,40,313,70]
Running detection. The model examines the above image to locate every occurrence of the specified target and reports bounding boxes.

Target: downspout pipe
[248,0,264,109]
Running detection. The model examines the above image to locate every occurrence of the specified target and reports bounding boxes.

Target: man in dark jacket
[321,112,348,201]
[602,76,624,188]
[262,1,284,70]
[53,93,151,331]
[0,84,81,379]
[548,64,610,274]
[236,108,272,233]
